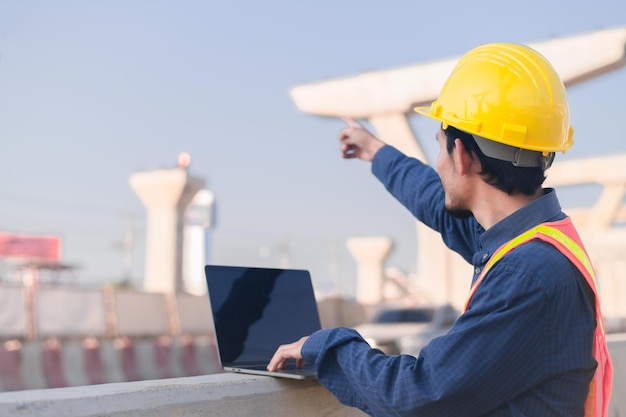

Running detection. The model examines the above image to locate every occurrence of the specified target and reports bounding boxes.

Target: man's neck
[472,188,544,230]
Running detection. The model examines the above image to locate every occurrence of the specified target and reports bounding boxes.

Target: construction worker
[268,43,612,416]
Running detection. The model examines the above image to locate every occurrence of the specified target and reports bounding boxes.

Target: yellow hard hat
[415,42,574,155]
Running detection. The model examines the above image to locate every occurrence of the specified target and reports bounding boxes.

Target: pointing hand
[338,116,385,162]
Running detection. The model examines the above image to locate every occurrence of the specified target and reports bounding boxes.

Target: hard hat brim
[414,106,439,122]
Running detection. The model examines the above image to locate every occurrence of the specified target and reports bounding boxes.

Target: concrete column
[369,114,427,163]
[182,189,215,296]
[130,157,204,293]
[346,237,393,305]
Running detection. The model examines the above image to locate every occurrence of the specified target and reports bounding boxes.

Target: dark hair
[443,125,546,196]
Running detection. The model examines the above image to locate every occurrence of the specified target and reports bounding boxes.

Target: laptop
[204,265,321,379]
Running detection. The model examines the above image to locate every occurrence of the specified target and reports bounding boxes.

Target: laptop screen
[205,265,322,366]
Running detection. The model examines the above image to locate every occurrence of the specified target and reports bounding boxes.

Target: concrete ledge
[1,336,624,416]
[0,372,366,417]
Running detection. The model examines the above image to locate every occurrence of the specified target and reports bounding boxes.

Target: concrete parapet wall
[0,373,366,417]
[0,336,623,416]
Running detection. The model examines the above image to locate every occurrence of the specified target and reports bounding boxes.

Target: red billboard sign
[0,233,61,262]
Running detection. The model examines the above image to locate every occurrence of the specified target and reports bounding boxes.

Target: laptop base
[224,365,317,380]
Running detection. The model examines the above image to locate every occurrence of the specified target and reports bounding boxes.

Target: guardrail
[0,284,366,392]
[0,284,223,391]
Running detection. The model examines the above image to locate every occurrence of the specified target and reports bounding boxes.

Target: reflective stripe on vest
[462,218,613,417]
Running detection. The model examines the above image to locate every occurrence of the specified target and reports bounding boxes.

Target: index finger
[340,115,362,128]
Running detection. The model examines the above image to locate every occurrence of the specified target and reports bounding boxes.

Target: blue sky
[0,1,625,296]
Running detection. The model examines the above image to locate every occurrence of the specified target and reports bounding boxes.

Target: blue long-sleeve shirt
[302,146,596,417]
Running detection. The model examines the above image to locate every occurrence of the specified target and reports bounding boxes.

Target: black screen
[205,265,322,365]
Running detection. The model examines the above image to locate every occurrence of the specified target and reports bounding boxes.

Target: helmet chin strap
[471,134,555,170]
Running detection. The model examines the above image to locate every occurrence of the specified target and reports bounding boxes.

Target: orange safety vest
[462,217,613,417]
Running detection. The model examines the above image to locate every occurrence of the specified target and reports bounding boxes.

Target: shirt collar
[478,188,564,253]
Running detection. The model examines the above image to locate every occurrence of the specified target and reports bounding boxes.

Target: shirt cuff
[301,328,333,364]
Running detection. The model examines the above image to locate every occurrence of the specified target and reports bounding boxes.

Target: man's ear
[453,138,477,176]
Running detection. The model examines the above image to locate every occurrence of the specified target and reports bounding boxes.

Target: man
[268,43,612,416]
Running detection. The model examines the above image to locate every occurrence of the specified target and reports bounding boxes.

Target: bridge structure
[291,26,626,320]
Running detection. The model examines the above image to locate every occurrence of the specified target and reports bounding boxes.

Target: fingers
[267,347,296,371]
[338,115,362,142]
[267,353,289,372]
[340,115,362,128]
[337,115,383,161]
[341,143,356,158]
[338,116,361,159]
[296,358,305,369]
[267,337,308,371]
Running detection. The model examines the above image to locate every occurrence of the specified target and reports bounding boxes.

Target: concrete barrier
[0,335,623,416]
[0,373,367,417]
